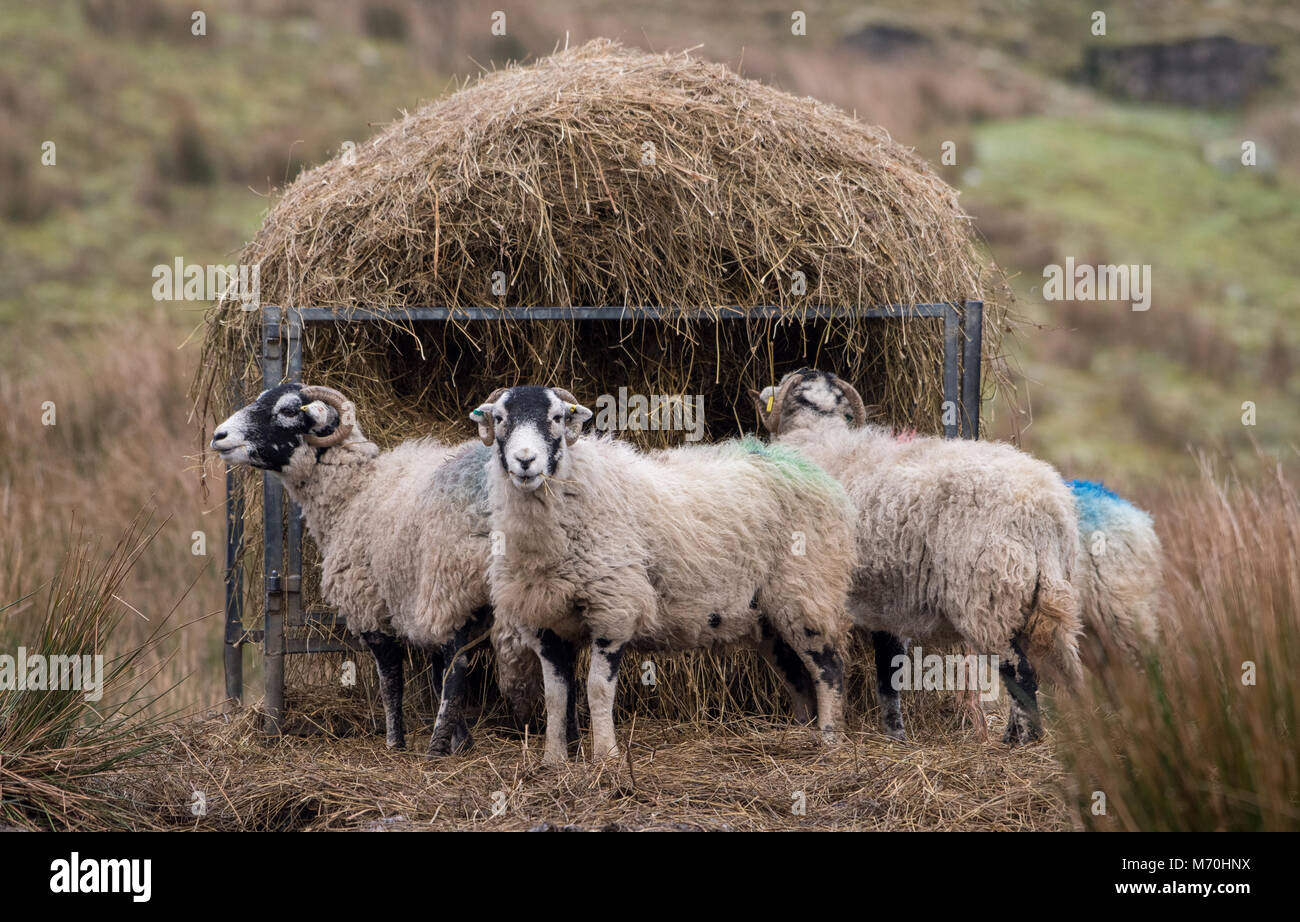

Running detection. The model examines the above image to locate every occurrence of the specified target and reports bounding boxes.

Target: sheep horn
[550,387,580,408]
[830,374,869,427]
[300,385,356,448]
[763,372,803,435]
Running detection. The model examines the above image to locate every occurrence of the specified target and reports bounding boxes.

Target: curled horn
[762,373,804,435]
[299,386,356,448]
[830,374,868,427]
[550,387,580,408]
[482,387,509,406]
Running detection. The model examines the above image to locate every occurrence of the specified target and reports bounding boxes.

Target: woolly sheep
[471,385,857,765]
[1066,480,1165,665]
[752,368,1083,744]
[211,383,540,756]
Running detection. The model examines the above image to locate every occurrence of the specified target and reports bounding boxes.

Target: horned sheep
[211,383,540,756]
[753,368,1084,744]
[471,385,857,765]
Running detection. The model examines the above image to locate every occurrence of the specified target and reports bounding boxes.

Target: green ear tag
[470,409,483,418]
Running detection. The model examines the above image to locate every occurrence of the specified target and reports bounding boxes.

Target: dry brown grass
[0,316,222,715]
[1060,457,1300,831]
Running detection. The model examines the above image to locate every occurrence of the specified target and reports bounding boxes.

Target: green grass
[968,108,1300,477]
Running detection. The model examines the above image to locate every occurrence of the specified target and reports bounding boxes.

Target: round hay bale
[199,38,1008,439]
[196,39,1013,715]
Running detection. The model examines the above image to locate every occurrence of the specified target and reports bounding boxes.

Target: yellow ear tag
[765,393,774,413]
[569,404,578,413]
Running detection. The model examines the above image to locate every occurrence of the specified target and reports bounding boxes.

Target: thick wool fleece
[486,434,855,653]
[276,430,539,706]
[773,416,1083,685]
[1068,480,1165,663]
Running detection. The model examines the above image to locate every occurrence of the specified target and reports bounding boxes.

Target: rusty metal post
[261,306,286,736]
[960,300,983,440]
[942,302,961,438]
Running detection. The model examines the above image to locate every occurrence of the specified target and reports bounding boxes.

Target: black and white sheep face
[210,383,341,471]
[471,386,592,492]
[752,367,865,434]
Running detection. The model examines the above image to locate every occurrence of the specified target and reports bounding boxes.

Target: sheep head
[749,368,872,435]
[211,382,363,472]
[471,385,593,492]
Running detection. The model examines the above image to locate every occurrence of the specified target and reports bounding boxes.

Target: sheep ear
[301,400,335,432]
[563,402,593,445]
[470,404,497,446]
[750,387,777,432]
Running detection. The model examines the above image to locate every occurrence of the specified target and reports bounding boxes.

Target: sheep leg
[998,634,1042,745]
[784,630,846,743]
[428,611,486,757]
[871,631,907,741]
[587,636,627,759]
[757,621,815,724]
[527,629,578,765]
[361,631,405,750]
[959,643,989,741]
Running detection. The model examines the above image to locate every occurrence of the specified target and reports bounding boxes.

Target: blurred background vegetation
[1,0,1297,713]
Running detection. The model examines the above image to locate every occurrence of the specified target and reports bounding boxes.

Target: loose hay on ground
[120,706,1069,832]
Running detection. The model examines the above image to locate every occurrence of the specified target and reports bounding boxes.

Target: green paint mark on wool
[734,436,843,496]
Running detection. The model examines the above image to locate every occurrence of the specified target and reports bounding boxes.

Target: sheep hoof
[426,731,473,759]
[540,751,569,768]
[882,726,906,742]
[386,737,406,751]
[1001,720,1042,747]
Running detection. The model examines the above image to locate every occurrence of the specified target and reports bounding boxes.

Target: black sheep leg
[362,631,405,750]
[999,634,1042,744]
[427,606,492,757]
[871,631,907,740]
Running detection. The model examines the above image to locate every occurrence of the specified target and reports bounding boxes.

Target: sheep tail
[1022,571,1084,688]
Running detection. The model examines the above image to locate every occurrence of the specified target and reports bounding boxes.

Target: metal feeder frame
[223,301,984,732]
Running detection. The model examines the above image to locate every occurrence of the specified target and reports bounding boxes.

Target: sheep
[1066,480,1165,666]
[751,368,1083,744]
[210,383,540,756]
[470,384,857,765]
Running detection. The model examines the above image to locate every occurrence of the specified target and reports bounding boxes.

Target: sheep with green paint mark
[753,369,1083,745]
[472,385,856,765]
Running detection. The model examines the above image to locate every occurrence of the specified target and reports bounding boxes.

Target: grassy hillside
[967,109,1300,475]
[1,0,1297,716]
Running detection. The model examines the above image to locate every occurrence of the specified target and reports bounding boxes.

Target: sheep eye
[552,414,562,423]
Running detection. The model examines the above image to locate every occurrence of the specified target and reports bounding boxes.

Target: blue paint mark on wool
[1068,479,1131,531]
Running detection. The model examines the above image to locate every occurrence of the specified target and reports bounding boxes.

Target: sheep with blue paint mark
[472,385,857,765]
[211,383,540,756]
[753,369,1083,744]
[1066,480,1165,665]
